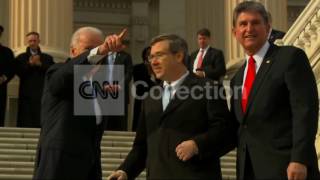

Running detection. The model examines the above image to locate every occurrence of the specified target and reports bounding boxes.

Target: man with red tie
[188,28,226,82]
[229,1,319,180]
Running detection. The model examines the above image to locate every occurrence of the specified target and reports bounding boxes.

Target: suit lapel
[150,87,164,126]
[114,52,121,65]
[161,74,197,120]
[190,50,198,67]
[244,44,278,116]
[202,47,212,65]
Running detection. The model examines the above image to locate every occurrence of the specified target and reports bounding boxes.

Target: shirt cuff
[87,47,106,64]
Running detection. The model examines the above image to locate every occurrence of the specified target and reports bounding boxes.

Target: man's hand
[287,162,307,180]
[107,170,127,180]
[195,70,205,78]
[29,55,42,66]
[98,28,127,55]
[175,140,199,162]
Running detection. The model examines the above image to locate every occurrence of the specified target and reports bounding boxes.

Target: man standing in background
[104,49,132,131]
[15,32,54,128]
[188,28,226,82]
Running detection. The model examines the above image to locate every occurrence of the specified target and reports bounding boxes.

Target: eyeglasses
[147,52,173,62]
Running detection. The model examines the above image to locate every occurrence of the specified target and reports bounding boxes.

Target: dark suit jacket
[189,47,226,81]
[269,29,286,43]
[15,47,54,127]
[110,51,133,104]
[132,63,158,131]
[0,45,15,126]
[230,43,319,179]
[33,51,105,180]
[118,74,232,179]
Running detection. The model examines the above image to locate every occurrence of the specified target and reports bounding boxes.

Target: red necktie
[196,49,204,69]
[242,56,256,113]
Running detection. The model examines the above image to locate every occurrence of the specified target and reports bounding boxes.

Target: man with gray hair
[33,27,127,180]
[108,34,231,180]
[229,1,319,179]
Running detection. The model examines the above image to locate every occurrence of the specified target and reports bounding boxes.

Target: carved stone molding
[74,0,131,13]
[131,16,148,25]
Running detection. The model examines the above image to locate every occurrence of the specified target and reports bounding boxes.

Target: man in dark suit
[108,34,231,180]
[33,27,128,180]
[230,1,319,179]
[0,25,15,126]
[132,46,159,131]
[267,11,286,43]
[104,49,133,131]
[15,32,54,128]
[189,28,226,81]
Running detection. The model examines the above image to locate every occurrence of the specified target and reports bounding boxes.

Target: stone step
[0,154,236,166]
[0,137,38,144]
[0,141,133,149]
[0,167,34,174]
[0,127,236,180]
[0,161,34,168]
[0,149,131,156]
[0,132,136,142]
[0,127,136,136]
[0,174,32,180]
[0,166,229,178]
[0,167,146,176]
[0,154,35,162]
[0,143,37,150]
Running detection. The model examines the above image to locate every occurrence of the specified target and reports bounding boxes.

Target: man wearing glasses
[108,34,232,180]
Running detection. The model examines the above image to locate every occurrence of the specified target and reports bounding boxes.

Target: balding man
[33,27,127,180]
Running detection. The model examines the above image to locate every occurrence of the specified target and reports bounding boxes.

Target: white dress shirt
[242,41,270,91]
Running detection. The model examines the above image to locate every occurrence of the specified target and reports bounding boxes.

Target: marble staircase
[0,127,236,180]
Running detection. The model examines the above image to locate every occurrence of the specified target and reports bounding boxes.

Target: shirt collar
[163,71,189,91]
[200,46,210,52]
[245,41,270,67]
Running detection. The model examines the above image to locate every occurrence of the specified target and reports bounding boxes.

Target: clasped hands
[195,70,205,78]
[29,54,42,66]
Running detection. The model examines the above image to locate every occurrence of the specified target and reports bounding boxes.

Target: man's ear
[175,51,184,63]
[232,27,236,37]
[266,23,271,33]
[70,48,76,58]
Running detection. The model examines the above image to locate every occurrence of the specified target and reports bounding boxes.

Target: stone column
[6,0,73,126]
[159,0,186,38]
[128,0,150,131]
[9,0,73,62]
[0,0,9,46]
[131,0,150,64]
[259,0,288,31]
